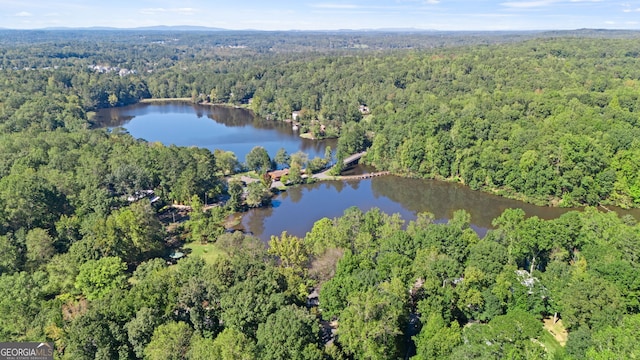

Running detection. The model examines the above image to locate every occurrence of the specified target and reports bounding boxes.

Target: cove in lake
[94,102,337,161]
[95,102,640,241]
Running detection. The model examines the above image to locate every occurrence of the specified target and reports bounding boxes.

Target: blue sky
[1,0,638,30]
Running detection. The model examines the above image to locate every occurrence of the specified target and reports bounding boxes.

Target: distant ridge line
[1,27,639,35]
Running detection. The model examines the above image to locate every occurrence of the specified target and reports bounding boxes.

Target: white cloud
[501,0,604,8]
[501,0,555,8]
[468,13,516,17]
[605,20,615,24]
[15,11,32,17]
[139,7,197,15]
[139,8,166,15]
[310,3,359,9]
[395,0,440,3]
[176,8,196,15]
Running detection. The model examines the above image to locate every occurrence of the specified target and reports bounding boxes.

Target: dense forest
[2,29,640,359]
[3,30,640,207]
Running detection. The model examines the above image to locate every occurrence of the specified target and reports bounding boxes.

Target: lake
[96,102,640,241]
[94,102,336,161]
[238,171,640,241]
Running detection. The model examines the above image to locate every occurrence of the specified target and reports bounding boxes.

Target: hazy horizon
[1,0,638,32]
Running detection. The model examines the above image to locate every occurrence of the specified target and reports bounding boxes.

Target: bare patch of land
[543,317,568,346]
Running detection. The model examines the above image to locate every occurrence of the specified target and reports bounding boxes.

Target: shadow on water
[94,103,640,242]
[93,102,337,160]
[239,172,640,242]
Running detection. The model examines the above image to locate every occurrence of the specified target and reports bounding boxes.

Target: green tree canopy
[256,305,323,360]
[75,256,127,300]
[144,321,193,360]
[245,146,272,173]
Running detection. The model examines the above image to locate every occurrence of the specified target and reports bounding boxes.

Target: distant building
[126,189,155,202]
[89,64,135,76]
[359,105,370,114]
[292,111,301,121]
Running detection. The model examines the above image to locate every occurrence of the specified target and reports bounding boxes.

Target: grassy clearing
[539,328,564,357]
[543,317,568,346]
[273,183,288,191]
[299,132,315,139]
[229,171,262,182]
[183,242,226,264]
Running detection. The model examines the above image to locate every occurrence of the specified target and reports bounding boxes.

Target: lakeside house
[267,169,290,181]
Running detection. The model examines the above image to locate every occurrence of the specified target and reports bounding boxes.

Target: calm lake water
[96,103,640,241]
[94,102,336,161]
[239,173,640,241]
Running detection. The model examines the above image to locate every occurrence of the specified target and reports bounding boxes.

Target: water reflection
[93,103,640,243]
[239,173,640,242]
[370,176,577,228]
[93,102,337,160]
